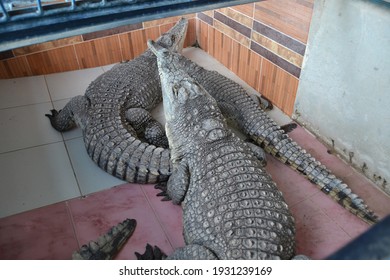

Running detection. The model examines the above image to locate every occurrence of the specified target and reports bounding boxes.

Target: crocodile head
[154,17,188,53]
[148,40,231,154]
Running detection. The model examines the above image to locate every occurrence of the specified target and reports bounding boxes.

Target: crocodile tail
[191,68,378,225]
[84,120,172,184]
[246,110,378,225]
[72,218,136,260]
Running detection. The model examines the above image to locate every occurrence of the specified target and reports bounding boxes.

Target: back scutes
[245,109,378,225]
[84,126,172,184]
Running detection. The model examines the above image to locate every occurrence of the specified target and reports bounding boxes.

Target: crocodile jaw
[155,17,188,53]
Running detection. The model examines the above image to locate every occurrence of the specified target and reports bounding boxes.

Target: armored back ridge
[147,40,298,260]
[45,18,189,184]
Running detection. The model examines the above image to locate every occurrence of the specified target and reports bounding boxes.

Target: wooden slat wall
[0,1,314,115]
[197,0,314,116]
[0,15,196,78]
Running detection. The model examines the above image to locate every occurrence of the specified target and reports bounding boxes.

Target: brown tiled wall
[197,0,314,115]
[0,15,196,79]
[0,1,314,116]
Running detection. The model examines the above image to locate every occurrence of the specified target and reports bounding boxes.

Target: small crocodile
[46,18,189,184]
[146,40,298,260]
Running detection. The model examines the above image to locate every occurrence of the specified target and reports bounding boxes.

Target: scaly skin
[72,218,136,260]
[45,18,189,184]
[148,40,297,260]
[46,17,377,225]
[159,48,378,225]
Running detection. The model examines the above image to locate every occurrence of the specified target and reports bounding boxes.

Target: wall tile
[252,31,303,68]
[254,0,313,43]
[82,23,143,41]
[259,58,299,115]
[0,50,14,61]
[237,43,250,82]
[223,35,234,69]
[196,19,209,52]
[253,20,306,55]
[26,46,79,75]
[217,7,253,28]
[231,3,256,17]
[251,41,301,78]
[214,20,250,48]
[207,24,215,56]
[246,50,263,92]
[198,12,213,26]
[75,36,122,69]
[214,11,251,38]
[0,56,32,79]
[184,18,197,47]
[143,14,195,28]
[230,40,241,74]
[13,36,83,56]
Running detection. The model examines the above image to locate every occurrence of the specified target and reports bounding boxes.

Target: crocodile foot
[135,244,167,260]
[45,109,76,132]
[258,95,274,111]
[280,122,298,133]
[155,182,172,201]
[45,109,60,124]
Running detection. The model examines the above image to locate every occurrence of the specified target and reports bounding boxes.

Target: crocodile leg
[45,95,89,132]
[125,107,168,148]
[245,141,267,167]
[158,160,190,204]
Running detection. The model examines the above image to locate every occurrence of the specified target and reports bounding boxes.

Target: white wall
[294,0,390,195]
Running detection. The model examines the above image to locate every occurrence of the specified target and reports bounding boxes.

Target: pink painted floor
[1,123,389,260]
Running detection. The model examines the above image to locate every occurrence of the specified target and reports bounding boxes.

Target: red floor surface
[1,123,389,260]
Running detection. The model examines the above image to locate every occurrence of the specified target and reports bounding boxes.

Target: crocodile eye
[170,35,176,45]
[172,86,179,97]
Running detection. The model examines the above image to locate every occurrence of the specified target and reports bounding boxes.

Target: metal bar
[326,214,390,260]
[0,0,258,51]
[0,0,9,21]
[36,0,43,15]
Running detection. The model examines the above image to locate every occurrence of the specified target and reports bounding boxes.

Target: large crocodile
[145,40,298,259]
[161,46,378,226]
[45,18,190,184]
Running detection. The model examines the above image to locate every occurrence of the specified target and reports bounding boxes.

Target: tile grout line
[65,200,82,250]
[44,74,84,198]
[139,186,176,251]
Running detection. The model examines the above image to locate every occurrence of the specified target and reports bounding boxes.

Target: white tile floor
[0,47,291,219]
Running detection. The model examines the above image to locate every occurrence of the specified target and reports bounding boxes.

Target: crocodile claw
[258,95,274,111]
[135,243,167,260]
[45,109,59,120]
[155,182,172,201]
[280,122,298,133]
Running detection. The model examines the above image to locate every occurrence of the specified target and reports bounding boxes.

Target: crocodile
[45,18,190,184]
[45,17,377,225]
[156,45,378,226]
[72,218,136,260]
[144,40,299,260]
